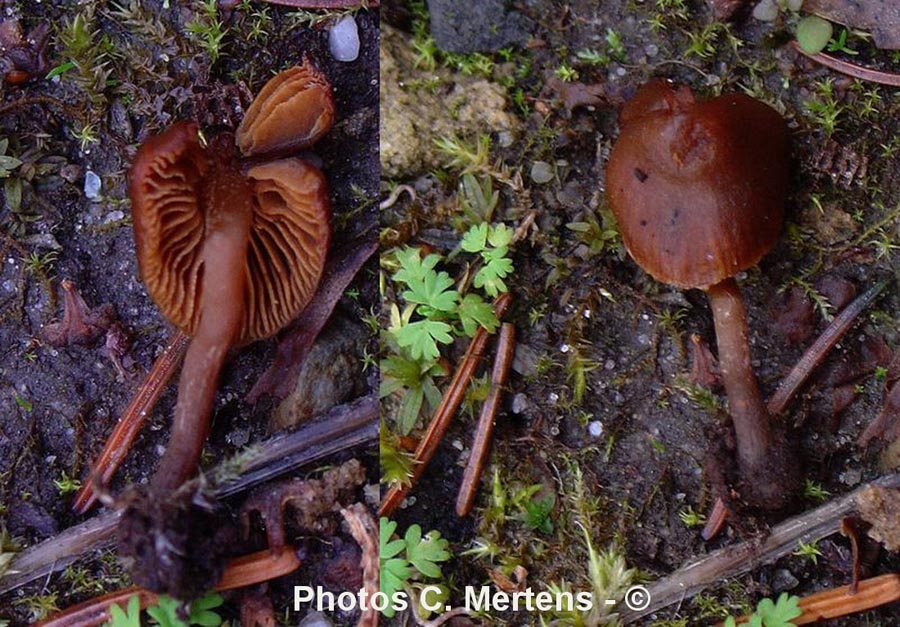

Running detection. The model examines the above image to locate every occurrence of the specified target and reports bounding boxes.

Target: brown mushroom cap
[129,123,330,344]
[606,79,790,289]
[236,61,335,158]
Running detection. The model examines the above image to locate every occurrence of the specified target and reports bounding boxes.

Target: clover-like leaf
[404,524,450,579]
[395,319,453,361]
[457,293,499,336]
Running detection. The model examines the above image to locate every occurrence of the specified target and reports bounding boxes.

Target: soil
[380,0,900,625]
[0,1,378,624]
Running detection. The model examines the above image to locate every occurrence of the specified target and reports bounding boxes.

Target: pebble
[773,568,800,592]
[83,170,101,199]
[299,612,333,627]
[512,392,528,413]
[329,15,359,62]
[752,0,779,21]
[530,161,554,184]
[588,420,604,438]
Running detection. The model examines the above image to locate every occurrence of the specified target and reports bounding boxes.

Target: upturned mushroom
[606,79,798,508]
[129,64,332,493]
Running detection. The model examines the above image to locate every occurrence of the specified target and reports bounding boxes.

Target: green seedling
[54,470,82,495]
[105,592,224,627]
[678,506,707,529]
[434,134,492,174]
[187,0,227,63]
[792,539,822,565]
[554,63,578,82]
[0,139,22,178]
[802,479,830,502]
[460,222,514,297]
[380,423,414,487]
[724,592,801,627]
[380,519,451,618]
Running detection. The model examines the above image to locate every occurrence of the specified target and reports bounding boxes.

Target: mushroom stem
[151,165,252,492]
[706,277,772,470]
[707,277,799,507]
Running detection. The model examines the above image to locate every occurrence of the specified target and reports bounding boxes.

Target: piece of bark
[857,485,900,551]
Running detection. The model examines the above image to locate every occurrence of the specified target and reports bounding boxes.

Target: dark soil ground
[0,1,378,624]
[380,0,900,625]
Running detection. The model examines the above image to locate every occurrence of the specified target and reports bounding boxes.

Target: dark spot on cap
[634,168,648,183]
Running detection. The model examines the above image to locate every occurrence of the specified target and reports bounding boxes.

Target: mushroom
[129,122,330,491]
[606,79,798,508]
[236,60,334,158]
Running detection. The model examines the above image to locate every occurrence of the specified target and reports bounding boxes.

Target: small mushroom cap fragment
[236,61,335,158]
[606,79,790,290]
[242,158,330,342]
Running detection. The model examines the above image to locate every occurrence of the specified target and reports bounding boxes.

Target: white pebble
[588,420,604,438]
[329,16,360,62]
[84,170,101,199]
[530,161,554,184]
[752,0,779,21]
[299,612,333,627]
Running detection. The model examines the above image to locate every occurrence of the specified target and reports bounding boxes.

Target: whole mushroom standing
[605,79,799,509]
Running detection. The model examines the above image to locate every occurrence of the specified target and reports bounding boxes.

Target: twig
[725,573,900,626]
[791,41,900,87]
[618,472,900,621]
[341,504,380,627]
[73,330,190,514]
[0,395,377,594]
[380,294,512,518]
[768,280,887,416]
[456,322,515,516]
[379,184,416,210]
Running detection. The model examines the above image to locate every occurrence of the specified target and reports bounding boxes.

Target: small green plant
[23,251,58,279]
[678,505,707,528]
[187,0,227,63]
[72,122,99,153]
[543,525,635,626]
[0,139,22,178]
[380,352,445,434]
[17,593,59,621]
[388,244,500,361]
[460,222,514,297]
[0,528,20,580]
[380,423,415,487]
[684,23,723,59]
[723,592,801,627]
[825,27,858,55]
[457,173,499,224]
[511,484,555,533]
[54,470,82,495]
[105,592,224,627]
[802,479,830,501]
[380,519,451,618]
[805,78,843,136]
[792,539,822,565]
[434,134,492,174]
[555,63,579,82]
[107,595,141,627]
